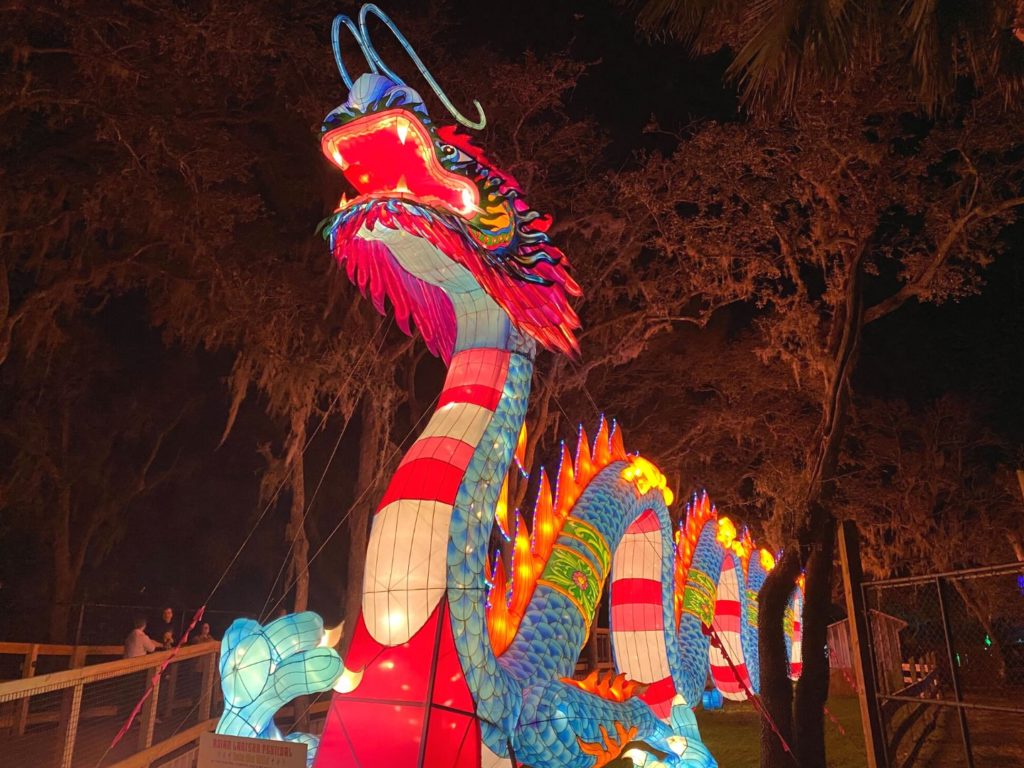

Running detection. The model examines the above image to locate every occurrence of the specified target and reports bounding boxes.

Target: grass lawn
[695,695,867,767]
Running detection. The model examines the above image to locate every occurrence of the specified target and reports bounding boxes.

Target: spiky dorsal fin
[554,442,578,513]
[673,491,718,626]
[608,421,627,462]
[560,670,643,703]
[592,416,612,467]
[486,417,637,657]
[532,469,557,560]
[486,554,514,652]
[575,425,595,485]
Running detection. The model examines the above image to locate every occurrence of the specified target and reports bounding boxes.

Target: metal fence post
[935,575,974,768]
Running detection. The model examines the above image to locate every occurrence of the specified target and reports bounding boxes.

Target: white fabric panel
[612,628,669,684]
[419,401,493,446]
[610,524,670,684]
[363,498,454,645]
[708,562,741,666]
[610,532,662,581]
[481,744,513,768]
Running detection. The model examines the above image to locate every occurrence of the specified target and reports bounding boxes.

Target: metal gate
[861,562,1024,768]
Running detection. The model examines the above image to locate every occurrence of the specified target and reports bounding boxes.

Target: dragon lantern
[213,6,803,767]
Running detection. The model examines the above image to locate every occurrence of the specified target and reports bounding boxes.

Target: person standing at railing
[154,606,177,648]
[190,622,216,643]
[124,615,160,658]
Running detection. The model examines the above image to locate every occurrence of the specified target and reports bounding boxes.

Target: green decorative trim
[538,545,602,623]
[745,589,759,628]
[682,569,716,626]
[561,517,611,576]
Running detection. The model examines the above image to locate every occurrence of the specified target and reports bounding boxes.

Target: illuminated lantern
[216,6,804,767]
[215,612,342,766]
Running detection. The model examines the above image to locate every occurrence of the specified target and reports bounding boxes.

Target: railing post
[14,643,39,735]
[198,649,216,722]
[935,576,974,768]
[56,681,83,768]
[161,661,179,718]
[137,663,162,752]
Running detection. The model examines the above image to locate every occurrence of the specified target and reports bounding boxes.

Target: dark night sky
[1,0,1021,642]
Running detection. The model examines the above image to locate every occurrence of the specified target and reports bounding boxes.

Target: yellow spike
[593,418,612,467]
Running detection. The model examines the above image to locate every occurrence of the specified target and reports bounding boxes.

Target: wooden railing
[0,626,616,767]
[0,641,125,737]
[0,642,221,768]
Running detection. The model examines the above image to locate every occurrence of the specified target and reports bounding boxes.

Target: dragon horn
[331,14,378,89]
[357,3,487,130]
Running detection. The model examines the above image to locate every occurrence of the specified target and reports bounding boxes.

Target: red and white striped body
[788,590,804,680]
[609,509,675,719]
[362,346,512,646]
[708,555,752,700]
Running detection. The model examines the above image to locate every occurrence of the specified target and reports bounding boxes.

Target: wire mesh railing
[863,562,1024,768]
[0,642,222,768]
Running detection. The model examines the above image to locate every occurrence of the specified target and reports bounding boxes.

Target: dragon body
[215,7,803,767]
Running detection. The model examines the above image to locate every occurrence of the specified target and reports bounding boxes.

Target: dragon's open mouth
[321,109,480,218]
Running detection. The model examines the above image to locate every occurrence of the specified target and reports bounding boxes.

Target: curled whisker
[357,3,487,130]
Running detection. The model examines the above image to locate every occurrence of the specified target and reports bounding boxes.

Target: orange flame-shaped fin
[673,492,718,625]
[486,419,637,657]
[561,670,642,703]
[513,423,528,477]
[577,721,640,768]
[495,473,511,539]
[593,417,612,467]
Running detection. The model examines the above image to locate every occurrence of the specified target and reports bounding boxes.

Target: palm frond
[635,0,1024,112]
[726,0,858,110]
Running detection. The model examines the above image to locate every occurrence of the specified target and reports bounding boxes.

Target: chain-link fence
[863,562,1024,768]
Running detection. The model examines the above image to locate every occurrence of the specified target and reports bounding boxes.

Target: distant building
[828,610,908,693]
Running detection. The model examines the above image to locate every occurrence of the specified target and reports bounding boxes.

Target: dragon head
[319,8,581,362]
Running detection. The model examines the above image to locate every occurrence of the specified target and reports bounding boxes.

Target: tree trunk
[341,392,391,656]
[758,549,801,768]
[793,511,836,768]
[49,407,76,643]
[288,410,310,614]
